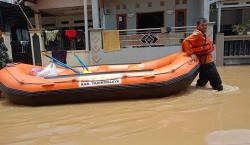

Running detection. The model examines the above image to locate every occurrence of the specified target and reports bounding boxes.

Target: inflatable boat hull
[0,52,200,106]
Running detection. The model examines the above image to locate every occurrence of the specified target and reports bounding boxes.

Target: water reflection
[206,129,250,145]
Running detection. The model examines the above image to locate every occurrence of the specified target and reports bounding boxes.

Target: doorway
[137,12,164,29]
[116,14,127,30]
[175,9,187,26]
[10,19,33,64]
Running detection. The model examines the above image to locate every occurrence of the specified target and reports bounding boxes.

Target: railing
[43,30,85,51]
[224,35,250,58]
[216,33,250,66]
[118,26,196,48]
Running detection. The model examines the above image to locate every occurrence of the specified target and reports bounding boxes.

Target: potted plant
[232,24,246,35]
[246,20,250,35]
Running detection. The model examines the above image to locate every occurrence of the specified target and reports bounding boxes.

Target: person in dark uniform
[0,27,11,69]
[182,18,223,91]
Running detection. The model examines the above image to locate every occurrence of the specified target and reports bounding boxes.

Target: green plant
[246,20,250,31]
[232,24,246,34]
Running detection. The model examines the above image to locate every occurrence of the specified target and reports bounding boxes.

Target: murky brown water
[0,66,249,145]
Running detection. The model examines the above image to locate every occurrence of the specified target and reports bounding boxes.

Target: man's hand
[191,54,198,60]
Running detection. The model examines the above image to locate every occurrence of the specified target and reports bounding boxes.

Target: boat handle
[42,83,55,87]
[144,74,156,79]
[72,78,77,82]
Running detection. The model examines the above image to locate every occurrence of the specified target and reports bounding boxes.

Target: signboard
[78,74,122,87]
[79,79,121,87]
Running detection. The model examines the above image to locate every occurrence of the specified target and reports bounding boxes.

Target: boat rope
[156,58,196,76]
[4,67,50,85]
[4,58,197,85]
[45,59,197,83]
[112,58,196,78]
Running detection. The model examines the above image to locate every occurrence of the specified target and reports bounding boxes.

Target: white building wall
[103,0,203,29]
[104,0,176,29]
[186,0,201,26]
[93,45,216,65]
[95,46,181,64]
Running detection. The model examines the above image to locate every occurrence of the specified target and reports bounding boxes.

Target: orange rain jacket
[182,29,215,64]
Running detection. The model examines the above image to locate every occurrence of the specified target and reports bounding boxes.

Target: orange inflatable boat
[0,52,199,106]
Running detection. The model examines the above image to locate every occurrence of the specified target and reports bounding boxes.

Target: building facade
[21,0,212,65]
[26,0,209,30]
[1,0,249,66]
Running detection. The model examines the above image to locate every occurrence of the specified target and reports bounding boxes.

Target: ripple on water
[189,82,239,95]
[206,129,250,145]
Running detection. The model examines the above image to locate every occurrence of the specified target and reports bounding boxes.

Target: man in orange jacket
[182,18,223,91]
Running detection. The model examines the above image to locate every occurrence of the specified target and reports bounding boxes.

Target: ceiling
[20,0,92,16]
[41,6,93,16]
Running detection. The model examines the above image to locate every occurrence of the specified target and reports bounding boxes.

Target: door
[175,9,187,37]
[116,14,127,30]
[10,22,33,64]
[175,9,187,28]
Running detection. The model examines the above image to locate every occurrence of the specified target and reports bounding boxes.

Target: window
[104,9,111,15]
[148,2,152,7]
[175,0,179,5]
[116,5,120,10]
[122,4,127,9]
[137,12,164,29]
[136,3,140,8]
[74,20,84,24]
[61,21,69,24]
[160,1,165,6]
[42,24,56,27]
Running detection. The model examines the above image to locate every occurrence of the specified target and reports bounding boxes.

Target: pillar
[2,32,13,60]
[216,33,224,66]
[208,22,215,41]
[0,9,3,27]
[217,2,222,32]
[91,0,100,28]
[99,0,106,29]
[89,28,103,65]
[34,13,42,29]
[84,0,89,51]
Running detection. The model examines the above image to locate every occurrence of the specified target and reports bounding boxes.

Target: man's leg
[208,63,223,91]
[196,65,209,87]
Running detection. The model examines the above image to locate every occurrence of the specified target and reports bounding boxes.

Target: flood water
[0,66,249,145]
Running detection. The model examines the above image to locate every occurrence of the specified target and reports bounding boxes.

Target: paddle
[42,52,82,74]
[74,54,91,73]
